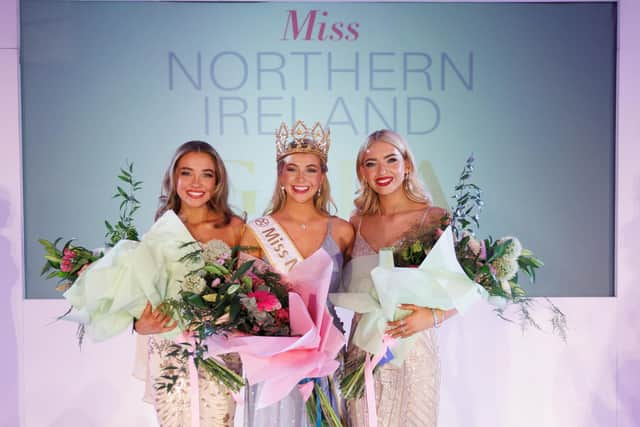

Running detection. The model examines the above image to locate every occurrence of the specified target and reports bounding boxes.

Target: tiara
[275,120,330,162]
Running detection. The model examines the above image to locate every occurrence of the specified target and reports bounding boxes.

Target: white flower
[492,256,519,281]
[181,272,207,294]
[498,237,522,260]
[500,279,513,297]
[467,236,482,256]
[200,240,232,264]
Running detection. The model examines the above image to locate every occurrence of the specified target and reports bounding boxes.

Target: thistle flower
[200,240,232,264]
[181,273,207,294]
[492,256,519,281]
[498,237,522,260]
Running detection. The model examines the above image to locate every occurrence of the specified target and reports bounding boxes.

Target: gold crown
[275,120,330,162]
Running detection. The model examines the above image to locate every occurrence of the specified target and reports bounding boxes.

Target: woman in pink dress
[240,121,354,426]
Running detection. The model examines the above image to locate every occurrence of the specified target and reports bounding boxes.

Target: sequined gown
[243,220,345,427]
[346,231,440,427]
[134,239,241,427]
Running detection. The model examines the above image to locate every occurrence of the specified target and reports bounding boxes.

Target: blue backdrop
[21,1,616,298]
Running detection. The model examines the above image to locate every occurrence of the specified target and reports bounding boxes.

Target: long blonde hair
[156,140,236,226]
[354,129,431,215]
[265,151,336,216]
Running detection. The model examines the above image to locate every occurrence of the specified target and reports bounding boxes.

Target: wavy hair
[155,140,236,226]
[354,129,431,215]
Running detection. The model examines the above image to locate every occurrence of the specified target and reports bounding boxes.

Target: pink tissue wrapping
[204,249,345,408]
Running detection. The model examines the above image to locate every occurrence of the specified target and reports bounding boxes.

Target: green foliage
[104,161,142,247]
[451,154,483,241]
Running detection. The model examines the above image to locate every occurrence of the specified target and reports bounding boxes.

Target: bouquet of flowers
[448,155,567,338]
[39,162,142,293]
[162,247,345,427]
[382,155,566,336]
[334,155,567,404]
[334,224,483,402]
[39,162,142,344]
[157,240,289,394]
[39,239,102,293]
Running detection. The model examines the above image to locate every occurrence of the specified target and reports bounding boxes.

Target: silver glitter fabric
[345,228,441,427]
[148,336,241,427]
[345,329,440,427]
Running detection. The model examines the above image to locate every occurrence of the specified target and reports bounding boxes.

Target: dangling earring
[280,185,286,198]
[403,172,410,193]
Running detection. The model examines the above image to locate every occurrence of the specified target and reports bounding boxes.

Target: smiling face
[279,152,325,204]
[358,140,409,196]
[175,151,217,209]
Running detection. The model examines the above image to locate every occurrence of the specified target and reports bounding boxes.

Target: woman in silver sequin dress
[345,130,456,427]
[239,121,354,426]
[133,141,245,427]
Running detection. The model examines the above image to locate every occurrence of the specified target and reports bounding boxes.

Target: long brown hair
[155,140,236,226]
[354,129,431,215]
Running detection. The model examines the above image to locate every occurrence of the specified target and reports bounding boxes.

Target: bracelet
[432,308,440,328]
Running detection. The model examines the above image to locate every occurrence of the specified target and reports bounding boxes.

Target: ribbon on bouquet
[363,334,397,427]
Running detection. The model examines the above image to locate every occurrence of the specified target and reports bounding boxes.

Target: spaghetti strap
[418,207,431,228]
[356,215,364,235]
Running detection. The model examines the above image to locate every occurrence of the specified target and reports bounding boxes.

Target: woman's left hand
[386,304,438,339]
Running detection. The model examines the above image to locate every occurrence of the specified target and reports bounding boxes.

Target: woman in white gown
[345,130,456,427]
[239,121,354,427]
[133,140,245,427]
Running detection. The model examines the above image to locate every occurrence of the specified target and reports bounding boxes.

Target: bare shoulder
[229,215,245,228]
[426,205,450,220]
[332,216,355,237]
[331,216,355,251]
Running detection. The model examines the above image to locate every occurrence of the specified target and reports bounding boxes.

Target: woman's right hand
[133,302,177,335]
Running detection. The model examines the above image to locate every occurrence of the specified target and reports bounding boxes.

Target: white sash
[248,216,304,273]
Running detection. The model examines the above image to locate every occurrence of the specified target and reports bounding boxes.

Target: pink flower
[61,248,76,264]
[247,290,281,312]
[479,240,487,260]
[60,260,72,273]
[210,278,221,287]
